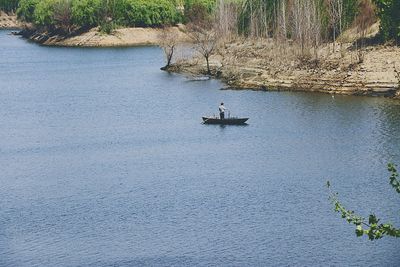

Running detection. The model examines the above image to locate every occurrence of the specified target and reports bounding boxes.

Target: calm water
[1,30,400,266]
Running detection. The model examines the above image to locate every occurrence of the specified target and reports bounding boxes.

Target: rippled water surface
[1,30,400,266]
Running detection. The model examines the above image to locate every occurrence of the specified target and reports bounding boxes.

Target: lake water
[0,30,400,266]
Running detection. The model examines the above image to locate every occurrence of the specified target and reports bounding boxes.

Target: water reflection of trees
[378,100,400,161]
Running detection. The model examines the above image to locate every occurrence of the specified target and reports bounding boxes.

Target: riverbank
[0,11,23,29]
[169,37,400,99]
[19,25,189,47]
[7,16,400,98]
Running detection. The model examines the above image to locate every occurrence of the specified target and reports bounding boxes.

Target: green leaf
[356,225,364,237]
[369,215,378,225]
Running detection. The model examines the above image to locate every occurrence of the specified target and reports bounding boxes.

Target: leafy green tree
[183,0,216,24]
[184,0,216,14]
[342,0,358,31]
[71,0,102,27]
[33,0,57,27]
[17,0,183,29]
[373,0,400,42]
[328,163,400,240]
[115,0,180,27]
[17,0,39,22]
[53,0,73,33]
[0,0,20,13]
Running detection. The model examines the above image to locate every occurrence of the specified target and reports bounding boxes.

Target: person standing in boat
[219,102,228,119]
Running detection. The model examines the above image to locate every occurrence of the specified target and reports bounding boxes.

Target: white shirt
[219,105,227,113]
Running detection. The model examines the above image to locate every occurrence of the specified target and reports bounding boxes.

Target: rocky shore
[169,39,400,99]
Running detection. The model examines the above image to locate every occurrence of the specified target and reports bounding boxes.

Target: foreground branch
[327,163,400,240]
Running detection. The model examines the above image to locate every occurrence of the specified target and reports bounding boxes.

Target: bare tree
[215,0,239,41]
[241,0,274,39]
[159,29,179,70]
[354,0,375,63]
[53,0,73,34]
[277,0,287,40]
[188,25,218,75]
[289,0,322,58]
[325,0,343,52]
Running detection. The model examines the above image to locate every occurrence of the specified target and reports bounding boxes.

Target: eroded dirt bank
[0,11,23,29]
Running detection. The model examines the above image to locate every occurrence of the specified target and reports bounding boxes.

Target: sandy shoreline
[19,25,190,47]
[0,11,23,29]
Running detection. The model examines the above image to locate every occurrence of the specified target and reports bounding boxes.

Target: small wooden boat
[202,116,249,125]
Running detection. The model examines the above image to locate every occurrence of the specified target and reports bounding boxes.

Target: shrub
[0,0,20,13]
[99,20,116,34]
[71,0,102,27]
[16,0,39,22]
[376,0,400,42]
[33,0,57,27]
[183,0,216,24]
[17,0,188,29]
[115,0,181,27]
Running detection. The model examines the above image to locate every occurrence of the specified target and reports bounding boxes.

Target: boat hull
[202,117,248,125]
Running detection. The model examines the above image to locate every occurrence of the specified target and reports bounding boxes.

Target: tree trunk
[206,56,210,75]
[167,47,174,67]
[333,27,336,53]
[281,0,286,38]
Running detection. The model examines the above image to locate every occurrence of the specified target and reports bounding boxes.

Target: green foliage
[16,0,183,29]
[184,0,215,13]
[373,0,400,42]
[342,0,358,30]
[71,0,102,27]
[183,0,216,24]
[115,0,181,27]
[328,163,400,240]
[0,0,19,13]
[99,20,116,34]
[388,163,400,193]
[34,0,57,26]
[16,0,39,22]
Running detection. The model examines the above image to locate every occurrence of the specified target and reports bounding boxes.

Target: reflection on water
[0,30,400,266]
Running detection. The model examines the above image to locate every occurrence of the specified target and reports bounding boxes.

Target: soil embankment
[20,25,189,47]
[169,39,400,98]
[0,11,23,29]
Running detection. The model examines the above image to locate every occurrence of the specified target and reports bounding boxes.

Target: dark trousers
[220,112,224,119]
